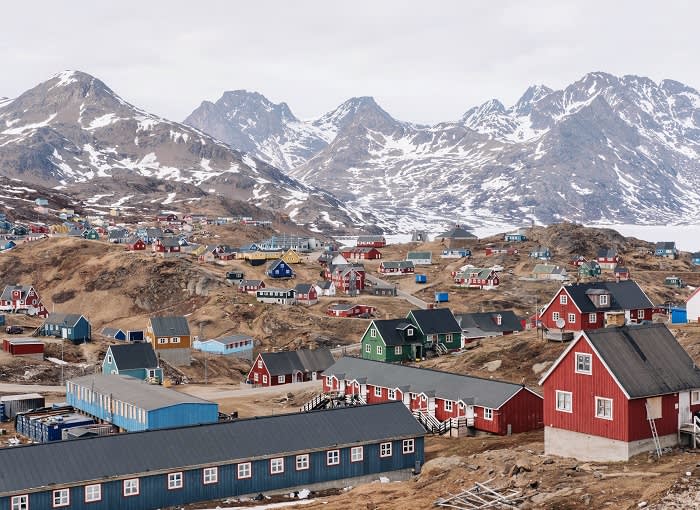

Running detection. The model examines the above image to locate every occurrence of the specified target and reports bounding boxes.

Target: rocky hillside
[185,72,700,231]
[0,71,369,231]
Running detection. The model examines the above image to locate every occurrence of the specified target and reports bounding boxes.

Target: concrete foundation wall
[157,347,191,366]
[545,426,677,462]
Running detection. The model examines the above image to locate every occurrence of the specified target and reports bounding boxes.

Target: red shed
[3,338,44,358]
[539,324,700,461]
[323,357,543,436]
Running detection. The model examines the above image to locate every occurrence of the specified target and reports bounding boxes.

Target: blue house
[691,252,700,266]
[266,259,295,279]
[102,343,163,383]
[504,229,527,242]
[101,326,126,341]
[0,240,16,252]
[66,374,218,432]
[655,241,678,259]
[529,246,551,260]
[193,334,254,358]
[39,313,91,344]
[0,403,424,510]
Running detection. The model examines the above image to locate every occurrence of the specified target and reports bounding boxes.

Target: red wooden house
[596,248,622,270]
[247,348,335,387]
[539,281,654,335]
[152,237,181,257]
[0,285,48,318]
[238,280,265,294]
[125,237,146,251]
[156,213,179,223]
[293,283,318,305]
[323,357,543,436]
[327,264,366,294]
[539,324,700,461]
[29,224,49,234]
[326,303,376,318]
[379,261,415,275]
[356,235,387,248]
[340,247,382,261]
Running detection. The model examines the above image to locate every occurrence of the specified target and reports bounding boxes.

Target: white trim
[123,478,139,497]
[574,352,592,375]
[203,466,218,484]
[403,438,415,454]
[295,454,309,471]
[52,488,70,508]
[555,390,573,413]
[167,472,183,490]
[270,457,285,474]
[380,442,392,457]
[350,445,364,462]
[237,462,252,479]
[595,396,613,420]
[483,407,493,420]
[84,484,101,503]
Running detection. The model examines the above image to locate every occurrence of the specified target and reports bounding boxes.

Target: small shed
[434,292,449,303]
[415,274,427,284]
[665,275,685,288]
[2,338,44,358]
[0,393,45,421]
[671,307,688,324]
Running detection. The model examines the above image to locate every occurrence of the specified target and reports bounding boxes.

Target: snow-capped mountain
[186,72,700,230]
[0,71,368,230]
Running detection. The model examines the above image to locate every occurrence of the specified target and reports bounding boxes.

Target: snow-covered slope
[0,71,368,230]
[189,72,700,229]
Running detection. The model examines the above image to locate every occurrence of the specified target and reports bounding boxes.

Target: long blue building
[66,374,218,431]
[0,402,424,510]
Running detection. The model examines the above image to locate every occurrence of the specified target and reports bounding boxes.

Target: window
[257,359,263,368]
[483,408,493,420]
[444,400,453,412]
[388,389,396,400]
[595,397,613,420]
[376,345,383,355]
[638,309,645,319]
[278,375,285,384]
[148,369,156,378]
[203,466,218,484]
[170,337,180,343]
[296,454,309,471]
[552,312,560,321]
[158,338,168,344]
[253,373,259,382]
[692,391,700,405]
[123,478,139,497]
[588,313,596,324]
[567,313,576,324]
[599,294,609,305]
[53,489,70,507]
[407,328,414,336]
[380,442,392,457]
[10,495,28,510]
[560,295,568,305]
[575,353,592,374]
[167,472,183,490]
[555,390,572,412]
[237,462,252,479]
[327,449,340,465]
[395,345,402,355]
[106,354,113,363]
[370,328,376,338]
[351,446,364,462]
[270,457,284,474]
[374,386,382,397]
[403,439,415,454]
[262,375,268,384]
[85,484,101,503]
[365,343,371,353]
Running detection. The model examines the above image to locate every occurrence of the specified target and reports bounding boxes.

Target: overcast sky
[2,1,698,124]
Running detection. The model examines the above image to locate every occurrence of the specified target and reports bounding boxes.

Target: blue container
[671,308,687,324]
[0,314,5,326]
[415,274,427,284]
[0,403,5,421]
[434,292,449,303]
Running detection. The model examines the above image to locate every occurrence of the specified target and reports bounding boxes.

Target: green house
[361,319,423,362]
[83,228,100,240]
[406,308,462,351]
[578,260,602,277]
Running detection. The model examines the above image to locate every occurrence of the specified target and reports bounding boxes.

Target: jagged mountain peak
[217,89,298,123]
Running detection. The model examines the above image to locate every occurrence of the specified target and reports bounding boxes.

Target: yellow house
[281,249,302,265]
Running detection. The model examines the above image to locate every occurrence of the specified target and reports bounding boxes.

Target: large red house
[356,235,386,248]
[0,285,48,317]
[327,264,366,294]
[323,357,543,436]
[247,348,335,387]
[539,280,654,335]
[539,324,700,461]
[340,247,382,260]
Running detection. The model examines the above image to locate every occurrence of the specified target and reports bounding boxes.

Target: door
[466,405,475,426]
[311,372,317,381]
[679,391,691,426]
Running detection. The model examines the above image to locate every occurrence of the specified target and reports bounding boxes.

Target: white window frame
[237,462,252,479]
[483,408,493,420]
[380,442,392,457]
[351,446,364,462]
[10,495,28,510]
[53,488,70,508]
[278,375,285,384]
[270,457,285,474]
[552,311,560,321]
[170,337,180,344]
[567,313,576,324]
[555,390,572,413]
[296,454,309,471]
[588,313,596,324]
[407,328,414,336]
[599,294,609,305]
[106,354,113,364]
[692,390,700,405]
[395,345,402,355]
[168,472,183,490]
[575,353,592,375]
[158,338,168,344]
[402,439,415,454]
[388,389,396,400]
[595,397,613,420]
[123,478,139,497]
[376,345,383,355]
[370,328,376,338]
[262,374,268,384]
[374,386,382,397]
[203,466,218,484]
[253,373,259,382]
[84,484,101,503]
[560,294,568,305]
[365,343,371,353]
[257,359,263,368]
[327,449,340,466]
[444,400,453,412]
[637,309,645,319]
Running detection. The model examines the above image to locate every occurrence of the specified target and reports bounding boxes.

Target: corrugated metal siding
[543,337,630,441]
[1,440,423,510]
[498,389,544,434]
[149,403,219,430]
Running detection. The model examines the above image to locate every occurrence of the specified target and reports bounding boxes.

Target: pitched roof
[437,225,477,239]
[409,308,461,334]
[43,313,85,327]
[0,285,33,301]
[0,402,423,494]
[562,280,653,313]
[381,261,414,269]
[107,343,158,370]
[585,324,700,398]
[260,348,335,376]
[240,279,263,286]
[101,327,124,338]
[357,235,385,242]
[149,316,190,337]
[655,241,676,250]
[326,357,537,409]
[406,251,432,260]
[371,319,419,346]
[454,311,523,334]
[596,247,618,258]
[206,334,254,346]
[294,283,314,294]
[158,237,180,247]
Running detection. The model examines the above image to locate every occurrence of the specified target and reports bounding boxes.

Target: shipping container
[415,274,427,284]
[15,405,74,439]
[0,394,45,420]
[434,292,449,303]
[39,413,95,442]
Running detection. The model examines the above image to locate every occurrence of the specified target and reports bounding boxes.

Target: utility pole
[199,323,207,385]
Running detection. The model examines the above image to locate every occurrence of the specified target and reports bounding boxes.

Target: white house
[687,288,700,323]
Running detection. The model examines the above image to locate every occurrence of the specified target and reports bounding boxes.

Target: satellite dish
[555,318,566,329]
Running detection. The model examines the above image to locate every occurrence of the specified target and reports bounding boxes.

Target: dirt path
[0,382,65,394]
[176,380,322,401]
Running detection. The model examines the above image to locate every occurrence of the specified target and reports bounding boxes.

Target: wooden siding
[497,389,544,434]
